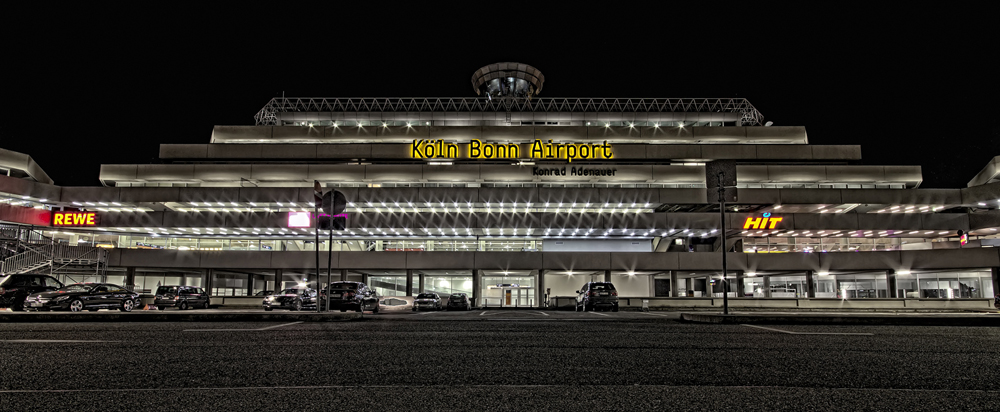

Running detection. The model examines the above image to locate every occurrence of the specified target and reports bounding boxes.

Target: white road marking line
[0,340,119,343]
[535,311,550,316]
[184,321,304,332]
[588,312,610,317]
[479,311,487,316]
[1,384,990,394]
[642,312,672,317]
[741,324,874,336]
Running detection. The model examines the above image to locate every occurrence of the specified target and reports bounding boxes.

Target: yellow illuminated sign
[410,139,613,162]
[52,211,98,227]
[743,214,783,229]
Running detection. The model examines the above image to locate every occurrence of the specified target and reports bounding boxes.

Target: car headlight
[54,296,70,302]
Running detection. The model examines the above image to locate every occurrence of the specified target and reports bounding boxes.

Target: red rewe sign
[52,211,98,227]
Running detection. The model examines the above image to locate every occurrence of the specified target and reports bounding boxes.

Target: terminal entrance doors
[500,286,532,307]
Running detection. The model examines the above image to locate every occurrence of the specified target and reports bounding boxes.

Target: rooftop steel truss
[253,97,764,126]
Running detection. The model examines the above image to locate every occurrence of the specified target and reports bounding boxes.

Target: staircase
[1,244,108,275]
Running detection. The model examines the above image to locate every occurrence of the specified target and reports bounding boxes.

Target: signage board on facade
[743,213,783,229]
[52,211,98,227]
[410,139,614,162]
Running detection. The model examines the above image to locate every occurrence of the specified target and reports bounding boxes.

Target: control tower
[471,62,544,99]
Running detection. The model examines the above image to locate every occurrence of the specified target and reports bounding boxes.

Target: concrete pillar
[247,273,254,296]
[405,269,413,296]
[472,269,481,307]
[686,278,695,297]
[418,273,425,293]
[735,270,744,298]
[886,270,897,298]
[991,268,999,299]
[537,269,546,308]
[805,270,815,298]
[340,269,348,282]
[669,271,678,298]
[704,275,713,297]
[204,269,214,296]
[362,273,369,285]
[604,270,611,283]
[763,276,772,298]
[648,275,655,298]
[273,269,282,292]
[124,267,136,291]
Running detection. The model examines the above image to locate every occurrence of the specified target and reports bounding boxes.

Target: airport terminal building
[2,62,999,309]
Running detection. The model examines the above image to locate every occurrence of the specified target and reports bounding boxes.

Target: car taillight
[174,296,179,300]
[612,291,618,296]
[589,292,596,296]
[0,288,5,294]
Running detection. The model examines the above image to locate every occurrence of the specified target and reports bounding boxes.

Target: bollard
[642,299,649,312]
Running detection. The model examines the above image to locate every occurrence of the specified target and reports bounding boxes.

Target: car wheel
[201,300,210,309]
[69,299,84,312]
[157,306,165,311]
[612,304,619,312]
[356,303,364,313]
[373,303,380,313]
[179,301,188,310]
[12,299,25,311]
[120,299,134,312]
[294,300,303,311]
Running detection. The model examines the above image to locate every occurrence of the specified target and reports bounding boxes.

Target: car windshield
[60,284,93,292]
[156,286,178,295]
[280,289,304,295]
[590,284,615,291]
[450,296,465,300]
[329,283,357,291]
[417,294,436,299]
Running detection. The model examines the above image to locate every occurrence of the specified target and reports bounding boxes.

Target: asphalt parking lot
[2,310,999,411]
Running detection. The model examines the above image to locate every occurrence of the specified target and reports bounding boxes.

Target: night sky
[4,7,997,189]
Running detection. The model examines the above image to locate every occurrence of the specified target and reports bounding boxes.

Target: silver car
[412,292,442,311]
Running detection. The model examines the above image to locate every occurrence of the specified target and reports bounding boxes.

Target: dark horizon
[4,7,998,189]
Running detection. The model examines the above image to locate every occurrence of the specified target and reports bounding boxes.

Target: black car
[575,282,619,312]
[24,283,141,312]
[413,292,442,311]
[154,286,210,310]
[0,274,64,311]
[446,293,472,310]
[323,281,380,313]
[254,290,274,297]
[263,288,317,311]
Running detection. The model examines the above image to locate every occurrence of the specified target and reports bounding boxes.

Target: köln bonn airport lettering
[410,139,613,162]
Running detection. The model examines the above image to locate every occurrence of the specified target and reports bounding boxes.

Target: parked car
[323,281,380,313]
[154,286,210,310]
[263,288,317,311]
[254,290,274,297]
[575,282,619,312]
[0,274,64,311]
[413,292,442,311]
[23,283,141,312]
[446,293,472,310]
[994,294,999,310]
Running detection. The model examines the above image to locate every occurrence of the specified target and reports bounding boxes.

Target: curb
[0,312,364,323]
[679,313,1000,326]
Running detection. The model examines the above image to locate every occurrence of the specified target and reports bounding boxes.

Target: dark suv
[575,282,619,312]
[0,274,64,311]
[154,286,210,310]
[446,293,472,310]
[324,281,380,313]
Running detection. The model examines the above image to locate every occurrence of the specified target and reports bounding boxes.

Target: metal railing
[254,97,764,126]
[1,244,107,275]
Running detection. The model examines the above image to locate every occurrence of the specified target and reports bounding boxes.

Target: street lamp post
[718,171,729,315]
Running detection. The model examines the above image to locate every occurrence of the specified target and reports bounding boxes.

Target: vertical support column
[340,269,348,282]
[418,273,425,293]
[991,267,999,300]
[805,270,815,298]
[604,270,611,283]
[124,267,136,291]
[886,270,898,298]
[247,274,254,296]
[537,269,546,308]
[405,269,413,297]
[669,271,678,298]
[472,269,481,307]
[648,274,655,298]
[735,270,744,298]
[273,269,282,292]
[704,275,713,297]
[203,269,214,296]
[686,278,695,297]
[763,276,772,298]
[362,273,369,285]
